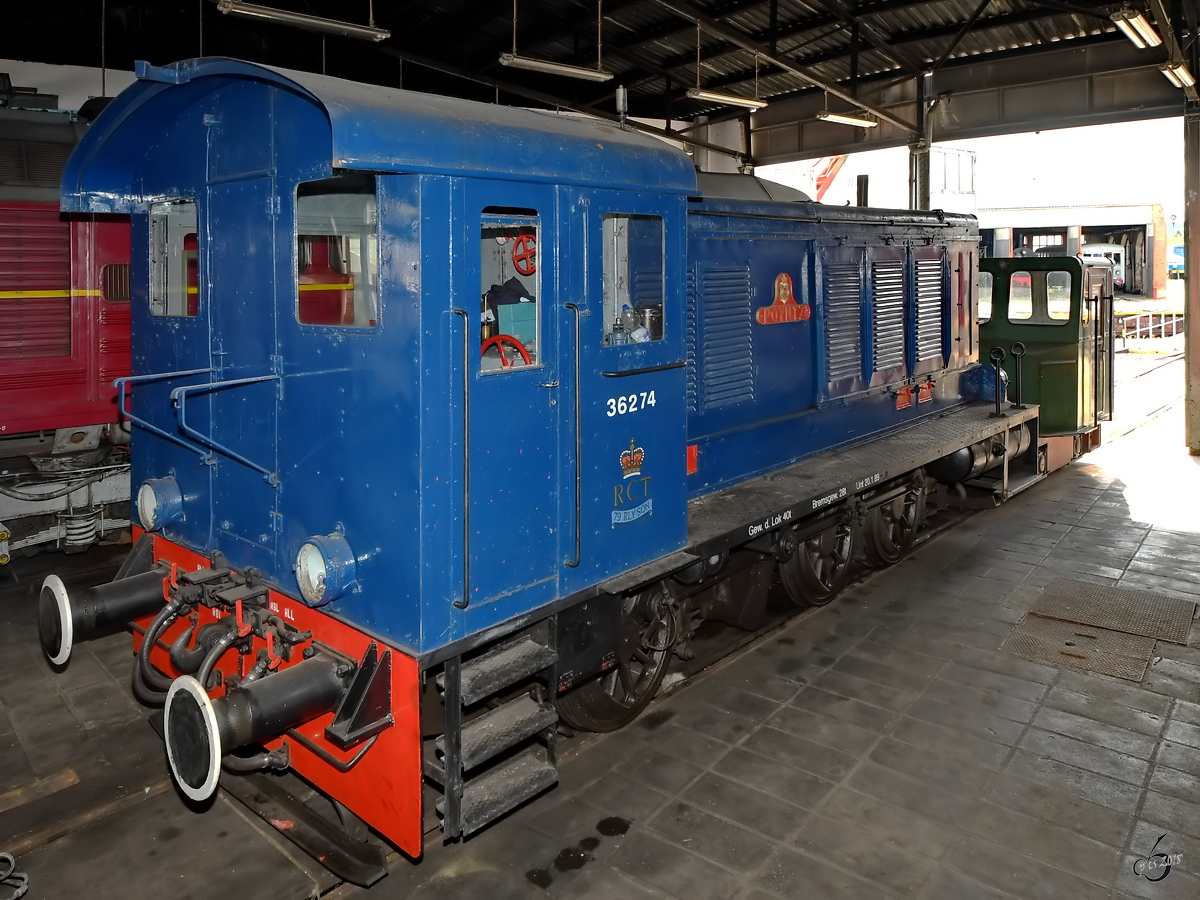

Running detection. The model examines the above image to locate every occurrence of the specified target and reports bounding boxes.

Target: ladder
[426,631,560,837]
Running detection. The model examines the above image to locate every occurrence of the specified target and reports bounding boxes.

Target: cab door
[1085,265,1114,422]
[456,181,559,610]
[559,188,688,593]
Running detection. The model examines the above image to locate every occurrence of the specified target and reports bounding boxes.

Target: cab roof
[61,57,697,212]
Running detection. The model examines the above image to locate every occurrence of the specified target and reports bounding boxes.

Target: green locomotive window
[1047,271,1071,321]
[149,199,199,317]
[978,271,992,323]
[481,209,539,370]
[296,175,378,328]
[1009,271,1032,321]
[602,215,664,346]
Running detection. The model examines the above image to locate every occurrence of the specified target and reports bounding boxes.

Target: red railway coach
[0,81,131,565]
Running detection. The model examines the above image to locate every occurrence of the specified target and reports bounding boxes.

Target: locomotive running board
[686,402,1042,558]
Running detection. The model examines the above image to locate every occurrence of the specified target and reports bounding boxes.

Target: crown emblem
[620,438,644,479]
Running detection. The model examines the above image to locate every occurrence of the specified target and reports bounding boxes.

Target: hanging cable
[100,0,107,97]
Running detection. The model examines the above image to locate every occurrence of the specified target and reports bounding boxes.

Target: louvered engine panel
[686,270,698,414]
[0,140,74,187]
[0,203,71,360]
[914,257,944,362]
[0,297,71,359]
[824,262,862,383]
[871,260,905,373]
[699,266,753,412]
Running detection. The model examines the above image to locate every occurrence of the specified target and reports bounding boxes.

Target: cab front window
[296,175,378,328]
[149,199,199,317]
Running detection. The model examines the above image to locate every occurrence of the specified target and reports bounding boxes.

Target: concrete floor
[4,349,1198,899]
[335,351,1200,900]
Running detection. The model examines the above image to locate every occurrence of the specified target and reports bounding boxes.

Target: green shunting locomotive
[979,255,1115,472]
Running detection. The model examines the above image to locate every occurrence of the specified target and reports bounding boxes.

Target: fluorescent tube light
[1162,62,1196,88]
[499,54,613,82]
[816,110,878,128]
[685,88,768,110]
[1110,8,1162,48]
[216,0,391,41]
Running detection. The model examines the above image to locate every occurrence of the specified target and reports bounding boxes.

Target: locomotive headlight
[137,477,183,532]
[295,532,356,606]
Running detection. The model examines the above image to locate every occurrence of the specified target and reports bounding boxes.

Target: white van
[1080,243,1125,290]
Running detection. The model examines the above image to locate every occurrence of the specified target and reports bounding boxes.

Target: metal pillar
[1185,103,1200,453]
[1065,225,1081,256]
[909,72,932,210]
[993,227,1013,259]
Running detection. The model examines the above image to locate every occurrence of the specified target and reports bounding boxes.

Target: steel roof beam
[651,0,918,132]
[642,4,1115,102]
[586,0,937,98]
[1146,0,1198,101]
[817,0,926,74]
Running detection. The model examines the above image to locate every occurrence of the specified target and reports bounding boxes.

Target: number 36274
[606,391,656,417]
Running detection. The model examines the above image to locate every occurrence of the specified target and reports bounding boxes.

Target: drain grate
[1030,578,1196,645]
[1001,614,1157,681]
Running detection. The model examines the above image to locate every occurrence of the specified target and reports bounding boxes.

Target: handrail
[563,303,582,568]
[170,375,281,486]
[451,308,471,609]
[113,368,214,458]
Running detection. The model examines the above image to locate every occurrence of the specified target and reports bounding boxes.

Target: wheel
[779,520,854,607]
[556,586,674,732]
[480,333,532,367]
[511,234,537,275]
[862,485,924,567]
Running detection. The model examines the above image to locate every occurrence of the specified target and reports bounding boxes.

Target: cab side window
[149,199,199,317]
[978,271,992,323]
[1008,271,1032,321]
[296,175,378,328]
[480,209,539,370]
[603,215,664,346]
[1047,271,1071,321]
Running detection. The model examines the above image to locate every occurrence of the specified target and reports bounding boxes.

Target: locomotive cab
[979,255,1113,468]
[53,57,698,858]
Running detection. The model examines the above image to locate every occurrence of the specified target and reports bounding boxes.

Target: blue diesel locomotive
[40,58,1051,868]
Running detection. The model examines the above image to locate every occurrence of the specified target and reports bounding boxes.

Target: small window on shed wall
[296,174,378,328]
[149,200,199,317]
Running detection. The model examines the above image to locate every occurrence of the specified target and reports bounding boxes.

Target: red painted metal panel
[135,536,424,858]
[0,202,131,436]
[0,202,70,360]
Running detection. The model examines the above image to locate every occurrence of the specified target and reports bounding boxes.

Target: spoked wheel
[779,520,855,607]
[557,585,674,732]
[863,484,925,567]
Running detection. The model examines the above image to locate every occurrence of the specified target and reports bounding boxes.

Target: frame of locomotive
[42,58,1074,877]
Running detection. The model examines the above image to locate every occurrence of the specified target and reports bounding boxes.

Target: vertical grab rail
[451,308,471,609]
[563,302,582,568]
